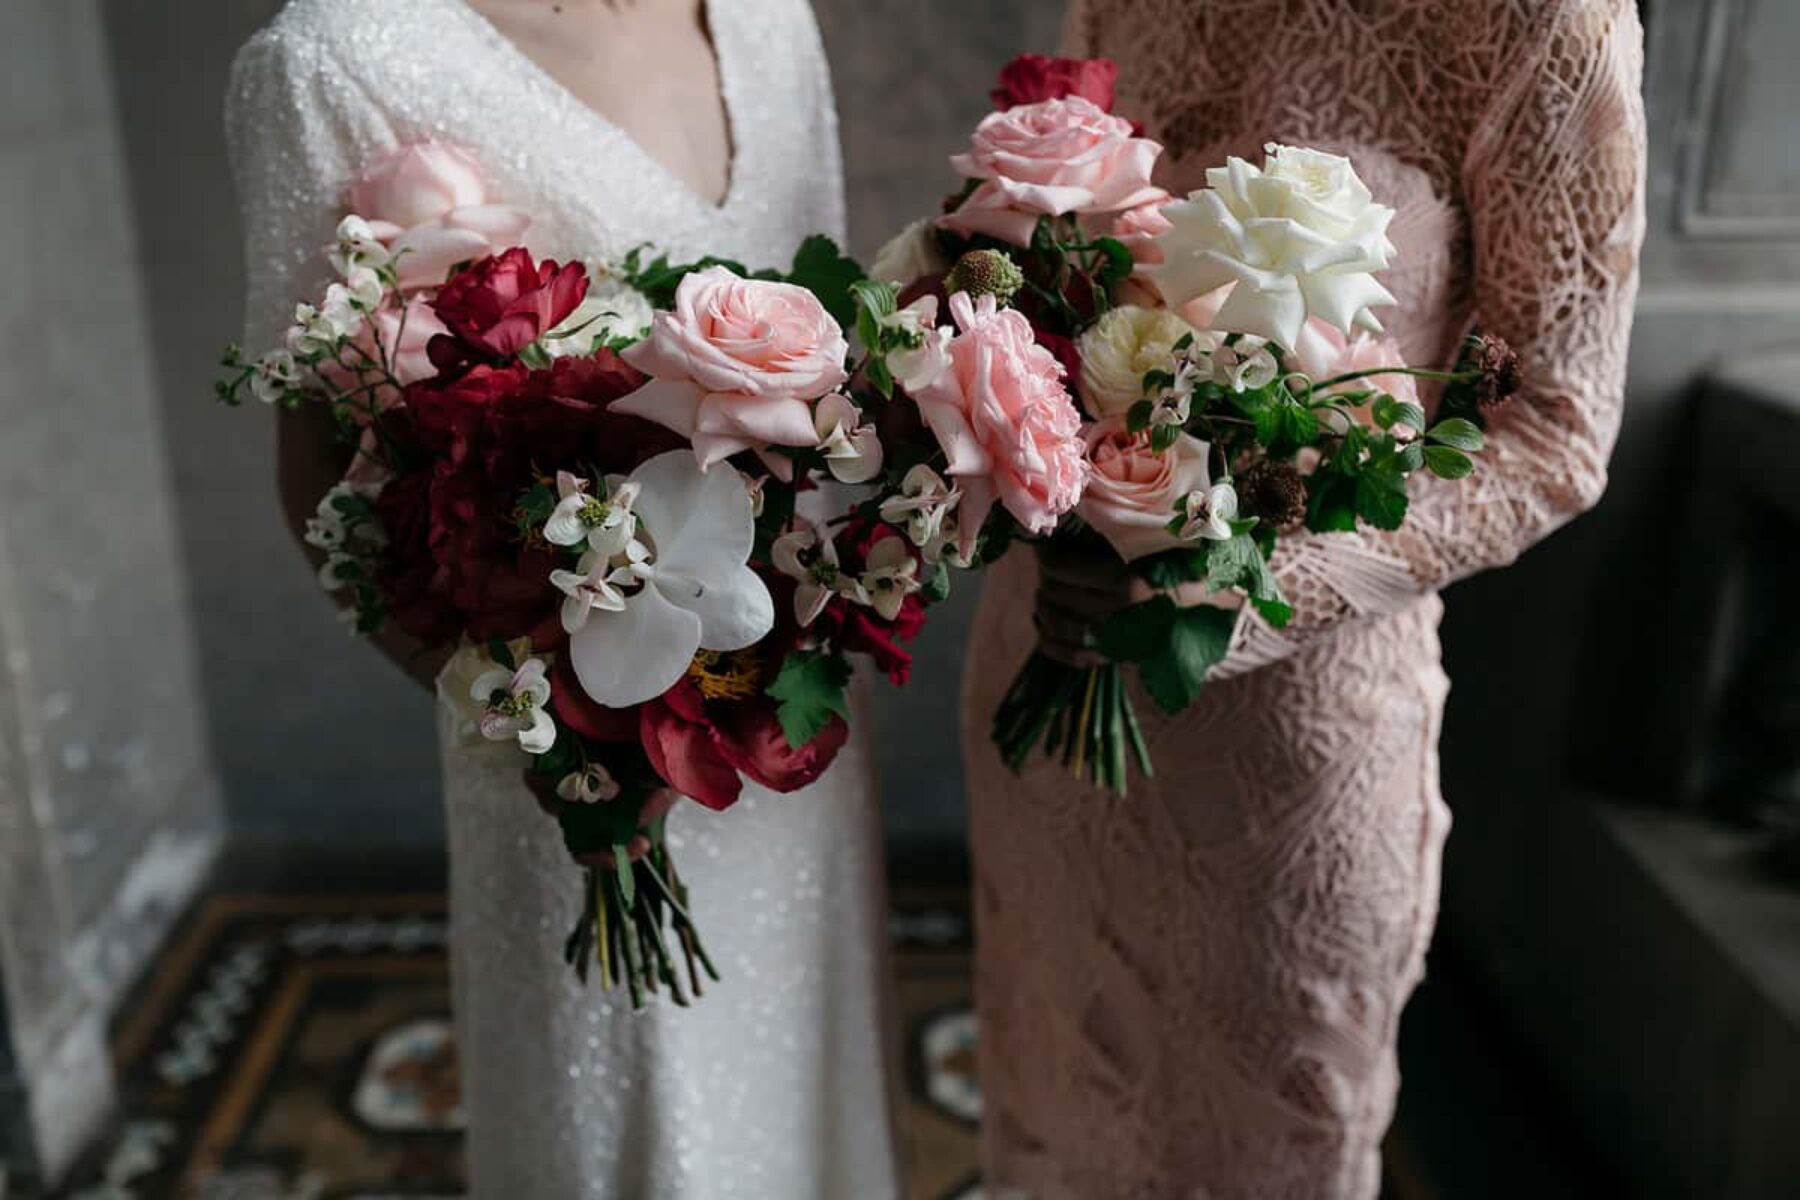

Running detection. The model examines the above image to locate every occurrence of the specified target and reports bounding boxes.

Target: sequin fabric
[226,2,899,1195]
[963,2,1647,1196]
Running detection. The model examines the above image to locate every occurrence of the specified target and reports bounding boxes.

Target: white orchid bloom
[879,464,962,549]
[813,393,884,484]
[250,350,301,405]
[924,522,978,568]
[859,535,922,621]
[567,451,774,708]
[317,552,359,591]
[550,546,640,633]
[1210,339,1279,393]
[285,302,339,355]
[543,471,640,558]
[773,523,864,627]
[471,655,557,754]
[330,215,391,276]
[1179,482,1240,542]
[556,763,622,804]
[880,296,954,393]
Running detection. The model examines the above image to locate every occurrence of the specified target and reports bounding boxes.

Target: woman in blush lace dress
[961,2,1646,1197]
[226,1,900,1196]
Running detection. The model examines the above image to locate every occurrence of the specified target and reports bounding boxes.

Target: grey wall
[98,0,1057,851]
[1,0,222,1180]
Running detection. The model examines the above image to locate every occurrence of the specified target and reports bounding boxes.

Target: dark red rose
[714,699,847,794]
[991,54,1119,112]
[428,248,589,367]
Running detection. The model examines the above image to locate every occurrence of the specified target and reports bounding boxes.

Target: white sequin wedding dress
[227,2,900,1196]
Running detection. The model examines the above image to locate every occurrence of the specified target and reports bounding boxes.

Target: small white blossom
[813,393,884,484]
[556,763,622,804]
[880,296,952,393]
[1209,339,1278,393]
[772,523,864,626]
[330,215,391,276]
[550,545,643,633]
[250,350,301,405]
[471,655,556,755]
[858,535,922,621]
[543,471,640,558]
[317,552,359,591]
[1178,482,1239,542]
[879,464,961,549]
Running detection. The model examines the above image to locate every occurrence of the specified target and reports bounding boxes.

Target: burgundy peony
[549,652,640,744]
[394,352,680,642]
[990,53,1119,112]
[640,678,847,811]
[429,247,588,367]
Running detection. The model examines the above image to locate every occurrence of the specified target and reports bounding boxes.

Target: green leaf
[867,355,895,399]
[1397,442,1425,473]
[1305,472,1359,533]
[1371,394,1427,433]
[786,236,865,327]
[924,563,952,603]
[1354,465,1410,531]
[1139,606,1237,714]
[1425,417,1484,452]
[557,786,644,857]
[487,637,515,671]
[1423,445,1475,479]
[766,650,852,749]
[1138,548,1208,590]
[1094,595,1179,662]
[1092,236,1135,291]
[1204,533,1291,624]
[1127,399,1155,433]
[613,843,636,905]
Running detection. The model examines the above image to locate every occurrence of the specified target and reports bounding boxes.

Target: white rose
[542,276,655,357]
[869,218,948,286]
[1151,143,1397,351]
[1075,305,1196,419]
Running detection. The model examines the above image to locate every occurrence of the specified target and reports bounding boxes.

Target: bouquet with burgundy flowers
[845,55,1510,791]
[219,144,917,1008]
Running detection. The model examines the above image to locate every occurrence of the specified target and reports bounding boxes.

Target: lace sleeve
[1209,0,1647,680]
[225,24,389,349]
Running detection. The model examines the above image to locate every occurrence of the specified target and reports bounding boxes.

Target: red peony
[550,652,639,743]
[990,54,1119,112]
[429,247,589,368]
[394,352,680,643]
[639,678,847,811]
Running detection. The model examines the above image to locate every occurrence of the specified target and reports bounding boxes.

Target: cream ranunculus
[1075,304,1196,420]
[1151,144,1397,351]
[870,218,949,286]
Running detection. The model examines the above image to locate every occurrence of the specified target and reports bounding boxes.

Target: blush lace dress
[227,1,901,1196]
[961,3,1647,1196]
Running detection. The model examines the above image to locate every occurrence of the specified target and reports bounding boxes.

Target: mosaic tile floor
[48,876,1602,1199]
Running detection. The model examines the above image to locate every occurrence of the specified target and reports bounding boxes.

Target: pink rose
[938,95,1164,248]
[1292,319,1420,433]
[1076,421,1212,562]
[910,291,1088,536]
[1109,192,1174,267]
[615,267,849,478]
[348,143,531,291]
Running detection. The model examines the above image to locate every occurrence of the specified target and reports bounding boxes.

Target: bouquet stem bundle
[565,848,719,1010]
[993,654,1151,793]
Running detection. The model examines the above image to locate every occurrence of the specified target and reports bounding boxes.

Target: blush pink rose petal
[616,267,849,479]
[1077,420,1212,562]
[1292,318,1421,432]
[347,143,531,291]
[910,291,1089,536]
[939,94,1165,248]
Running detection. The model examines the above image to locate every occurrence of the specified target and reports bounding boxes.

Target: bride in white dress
[226,1,901,1195]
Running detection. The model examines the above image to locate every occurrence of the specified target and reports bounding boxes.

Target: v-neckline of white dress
[442,0,746,216]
